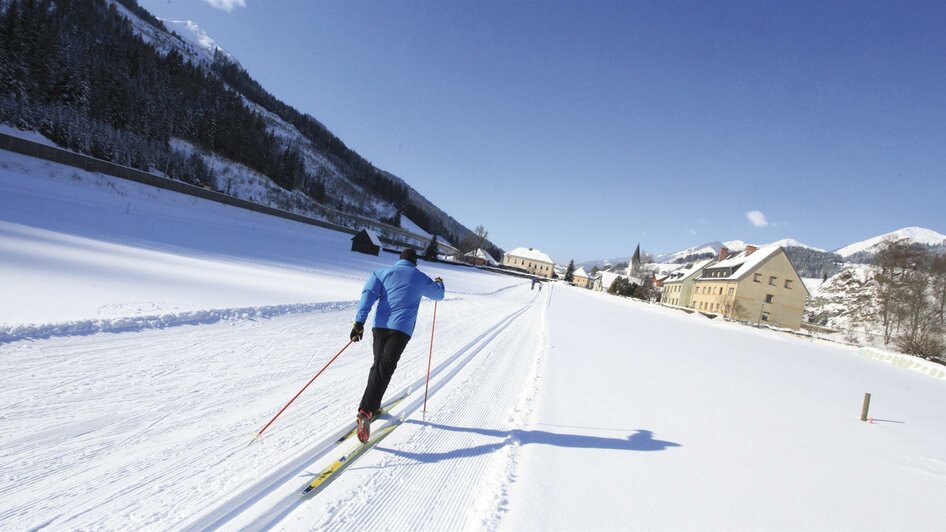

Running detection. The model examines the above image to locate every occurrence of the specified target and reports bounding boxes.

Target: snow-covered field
[2,152,945,530]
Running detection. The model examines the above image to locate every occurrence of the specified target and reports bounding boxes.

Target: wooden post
[860,393,871,422]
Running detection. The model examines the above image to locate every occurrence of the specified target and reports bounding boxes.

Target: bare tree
[932,254,946,324]
[460,224,489,253]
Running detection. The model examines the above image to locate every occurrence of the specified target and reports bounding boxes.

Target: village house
[689,245,809,330]
[572,267,589,288]
[660,258,714,308]
[351,228,382,256]
[503,247,555,277]
[463,248,498,267]
[592,270,627,292]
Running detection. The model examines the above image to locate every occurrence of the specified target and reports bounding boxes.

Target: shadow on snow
[378,420,681,464]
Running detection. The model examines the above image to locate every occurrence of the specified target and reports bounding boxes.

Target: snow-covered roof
[355,228,382,247]
[663,259,714,283]
[464,248,498,265]
[573,267,588,278]
[597,271,625,290]
[505,247,554,265]
[702,245,782,281]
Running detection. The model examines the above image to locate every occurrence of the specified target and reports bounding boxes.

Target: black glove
[350,322,364,342]
[434,276,443,283]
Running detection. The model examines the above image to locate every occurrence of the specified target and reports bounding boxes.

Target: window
[714,303,719,311]
[769,276,777,286]
[765,294,774,303]
[754,273,762,283]
[728,287,734,295]
[784,279,793,289]
[761,311,770,322]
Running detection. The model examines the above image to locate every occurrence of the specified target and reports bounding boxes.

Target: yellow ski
[303,418,403,496]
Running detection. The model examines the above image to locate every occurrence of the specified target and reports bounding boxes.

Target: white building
[503,247,555,277]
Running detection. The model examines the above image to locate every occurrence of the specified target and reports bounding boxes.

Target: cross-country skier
[350,248,445,442]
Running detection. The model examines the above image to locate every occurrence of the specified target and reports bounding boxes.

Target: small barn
[463,248,498,267]
[351,229,382,256]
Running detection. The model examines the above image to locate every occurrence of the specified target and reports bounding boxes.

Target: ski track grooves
[186,293,538,531]
[314,289,548,531]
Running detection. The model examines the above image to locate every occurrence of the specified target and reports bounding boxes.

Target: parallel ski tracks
[187,294,538,531]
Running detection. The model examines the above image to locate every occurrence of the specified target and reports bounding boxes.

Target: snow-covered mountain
[651,238,818,264]
[161,19,234,65]
[111,1,226,66]
[766,238,824,252]
[653,241,721,263]
[7,0,493,256]
[834,227,946,258]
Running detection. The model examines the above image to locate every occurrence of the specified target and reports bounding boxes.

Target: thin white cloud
[746,210,769,228]
[204,0,246,12]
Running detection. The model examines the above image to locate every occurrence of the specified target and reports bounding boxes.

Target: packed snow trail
[0,284,541,529]
[188,291,542,530]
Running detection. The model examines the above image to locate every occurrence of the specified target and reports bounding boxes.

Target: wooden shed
[351,229,382,256]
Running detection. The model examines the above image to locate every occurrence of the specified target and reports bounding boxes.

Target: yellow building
[572,267,589,288]
[503,247,555,277]
[660,258,714,307]
[689,245,809,330]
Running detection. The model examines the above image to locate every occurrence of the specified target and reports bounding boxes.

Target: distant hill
[834,227,946,263]
[0,0,501,258]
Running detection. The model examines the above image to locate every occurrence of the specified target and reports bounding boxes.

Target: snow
[663,258,714,282]
[2,151,946,530]
[835,226,946,257]
[161,19,231,64]
[360,228,382,247]
[655,242,718,263]
[594,270,625,290]
[802,276,824,293]
[767,238,824,251]
[399,215,431,239]
[465,248,498,266]
[707,245,782,280]
[0,124,57,147]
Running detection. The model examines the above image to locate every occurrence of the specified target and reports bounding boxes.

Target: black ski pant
[358,327,411,414]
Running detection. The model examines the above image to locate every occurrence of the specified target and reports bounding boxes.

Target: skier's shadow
[378,421,681,464]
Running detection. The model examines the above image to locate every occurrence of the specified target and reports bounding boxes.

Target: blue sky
[138,0,945,262]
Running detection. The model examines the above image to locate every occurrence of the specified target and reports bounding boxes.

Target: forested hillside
[0,0,500,258]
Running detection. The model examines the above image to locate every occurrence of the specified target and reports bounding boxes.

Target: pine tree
[564,260,575,283]
[424,236,439,261]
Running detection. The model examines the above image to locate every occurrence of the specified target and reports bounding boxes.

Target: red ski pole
[253,339,353,441]
[422,301,438,417]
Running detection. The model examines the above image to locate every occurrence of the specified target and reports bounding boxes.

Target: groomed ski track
[0,283,548,530]
[194,289,545,530]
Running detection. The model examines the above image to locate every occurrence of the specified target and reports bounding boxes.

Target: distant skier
[531,277,537,290]
[350,248,444,443]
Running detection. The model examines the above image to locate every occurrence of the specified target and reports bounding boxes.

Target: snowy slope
[0,151,514,332]
[2,156,945,530]
[834,227,946,258]
[654,241,720,263]
[766,238,824,251]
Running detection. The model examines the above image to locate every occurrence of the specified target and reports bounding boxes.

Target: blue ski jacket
[354,259,445,337]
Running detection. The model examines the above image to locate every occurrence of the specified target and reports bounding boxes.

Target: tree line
[871,240,946,361]
[0,0,326,200]
[0,0,507,256]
